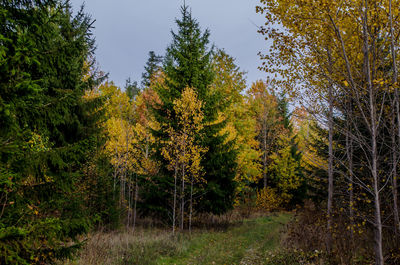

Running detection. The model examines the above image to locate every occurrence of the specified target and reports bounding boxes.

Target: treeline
[0,1,310,264]
[257,0,400,264]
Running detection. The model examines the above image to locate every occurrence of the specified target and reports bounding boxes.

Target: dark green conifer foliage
[125,77,140,100]
[141,51,163,88]
[0,1,102,263]
[149,5,237,217]
[277,92,292,131]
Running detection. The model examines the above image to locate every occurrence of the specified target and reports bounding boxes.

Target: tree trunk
[389,0,400,235]
[363,3,383,263]
[181,160,185,231]
[326,48,334,254]
[173,165,178,235]
[133,174,138,231]
[189,176,193,234]
[346,103,354,241]
[262,118,268,188]
[395,90,400,235]
[392,109,400,236]
[127,176,131,229]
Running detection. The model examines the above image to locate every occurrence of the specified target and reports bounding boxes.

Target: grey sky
[70,0,268,88]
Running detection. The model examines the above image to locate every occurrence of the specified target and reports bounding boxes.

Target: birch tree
[162,87,206,233]
[257,0,400,262]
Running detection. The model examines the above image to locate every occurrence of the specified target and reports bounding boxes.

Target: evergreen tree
[0,1,103,263]
[277,91,292,131]
[150,5,237,217]
[141,51,163,88]
[125,77,140,100]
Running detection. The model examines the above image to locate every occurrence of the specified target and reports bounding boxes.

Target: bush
[256,187,282,212]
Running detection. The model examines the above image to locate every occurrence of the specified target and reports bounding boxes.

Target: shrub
[256,187,282,212]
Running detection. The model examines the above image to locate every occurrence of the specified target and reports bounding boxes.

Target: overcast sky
[70,0,268,88]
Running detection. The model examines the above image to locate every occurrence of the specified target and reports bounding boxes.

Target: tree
[268,135,304,206]
[141,51,163,88]
[101,81,160,230]
[257,0,400,262]
[152,4,237,218]
[247,80,284,189]
[211,50,262,205]
[0,1,102,263]
[102,83,135,226]
[161,87,206,233]
[125,78,140,100]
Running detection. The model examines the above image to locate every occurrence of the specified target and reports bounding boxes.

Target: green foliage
[0,1,104,263]
[0,2,313,263]
[124,78,140,100]
[141,51,163,88]
[149,4,237,217]
[268,136,305,207]
[211,50,262,201]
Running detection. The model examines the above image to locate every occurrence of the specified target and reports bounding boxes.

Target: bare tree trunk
[395,92,400,236]
[371,118,383,265]
[326,48,334,254]
[120,167,126,221]
[262,118,267,188]
[345,100,354,243]
[189,176,193,234]
[389,0,400,235]
[133,174,138,231]
[173,165,178,235]
[125,119,131,228]
[392,106,399,236]
[181,156,186,231]
[120,168,124,209]
[346,111,354,239]
[394,94,400,235]
[363,3,383,263]
[113,161,117,200]
[127,176,131,229]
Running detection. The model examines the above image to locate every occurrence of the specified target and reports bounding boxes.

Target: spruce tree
[0,1,103,263]
[141,51,163,88]
[125,77,140,100]
[277,92,292,131]
[150,5,237,218]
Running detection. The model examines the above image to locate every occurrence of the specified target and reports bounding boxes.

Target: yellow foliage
[256,187,282,212]
[162,87,207,182]
[102,82,160,180]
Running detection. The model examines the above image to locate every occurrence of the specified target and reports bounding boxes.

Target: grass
[158,213,291,265]
[63,213,293,265]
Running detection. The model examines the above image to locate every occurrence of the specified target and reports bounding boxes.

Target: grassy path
[65,213,292,265]
[157,213,292,265]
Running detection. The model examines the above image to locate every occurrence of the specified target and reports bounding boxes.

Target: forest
[1,0,400,264]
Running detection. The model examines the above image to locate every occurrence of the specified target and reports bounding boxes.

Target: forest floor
[63,213,294,265]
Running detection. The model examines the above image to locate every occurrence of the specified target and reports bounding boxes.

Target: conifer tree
[0,1,102,263]
[141,51,163,88]
[125,78,140,100]
[151,4,237,217]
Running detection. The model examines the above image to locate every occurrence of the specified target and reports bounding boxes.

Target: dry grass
[61,211,294,265]
[62,228,185,265]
